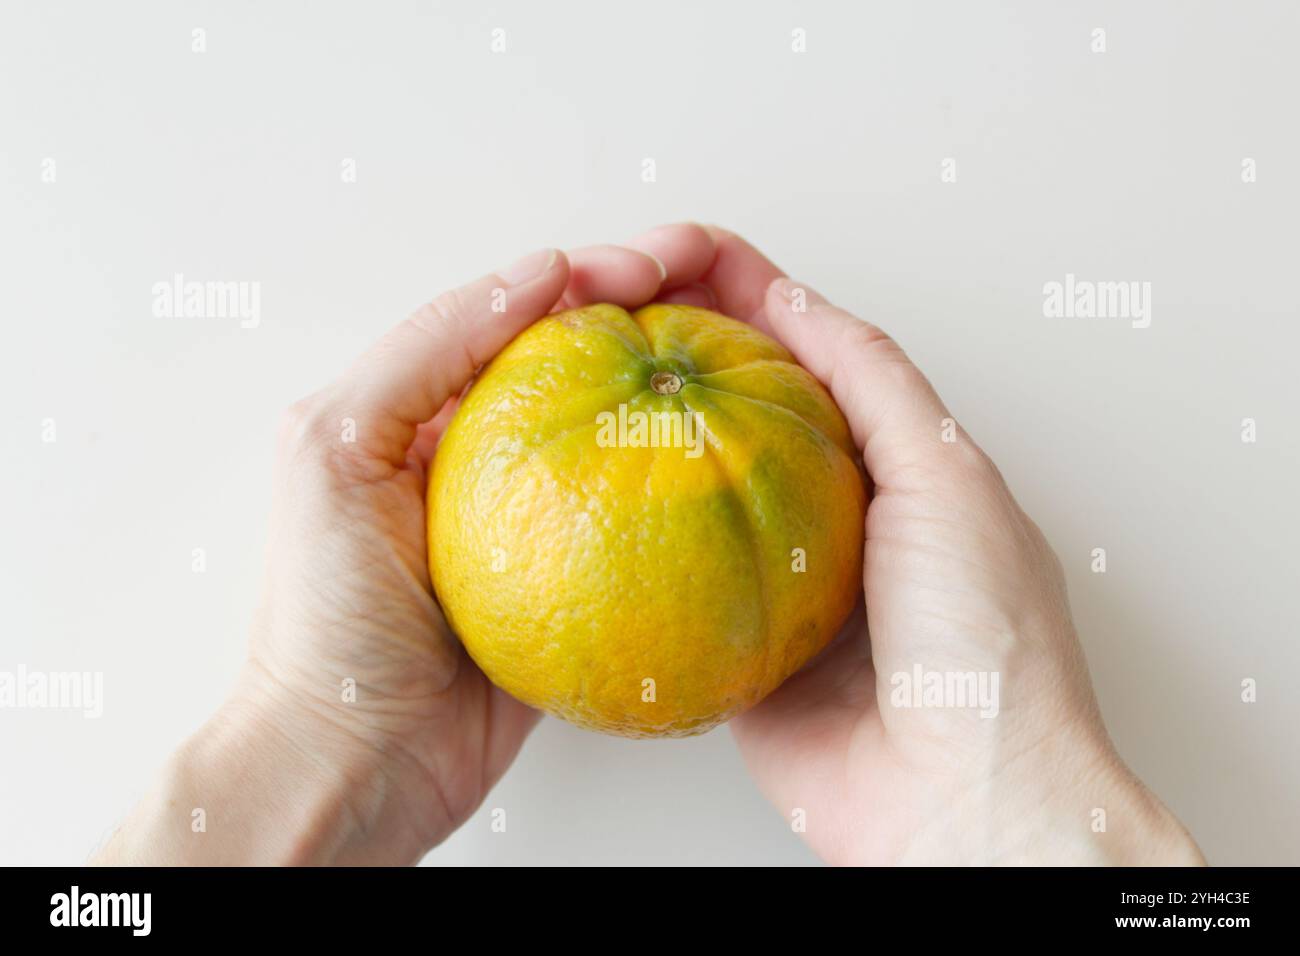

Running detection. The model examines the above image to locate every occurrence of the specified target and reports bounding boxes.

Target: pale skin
[94,224,1203,866]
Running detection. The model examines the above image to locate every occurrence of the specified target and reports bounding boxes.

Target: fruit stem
[650,371,683,395]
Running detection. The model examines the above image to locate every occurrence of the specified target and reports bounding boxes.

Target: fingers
[657,283,718,308]
[623,222,716,289]
[697,226,786,332]
[293,225,747,473]
[319,248,569,468]
[557,244,665,310]
[560,222,781,325]
[557,223,719,310]
[761,277,972,491]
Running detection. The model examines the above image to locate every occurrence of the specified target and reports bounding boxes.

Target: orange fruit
[428,303,866,737]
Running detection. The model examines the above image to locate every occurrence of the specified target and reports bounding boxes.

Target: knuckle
[839,316,899,355]
[277,393,331,455]
[1024,513,1066,576]
[278,391,401,483]
[954,437,999,478]
[406,291,479,375]
[837,321,920,384]
[410,287,470,337]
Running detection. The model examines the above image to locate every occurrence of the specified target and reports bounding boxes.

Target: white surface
[1,0,1296,866]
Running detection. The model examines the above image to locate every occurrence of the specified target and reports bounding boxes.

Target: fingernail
[499,248,557,286]
[644,251,668,282]
[690,281,718,307]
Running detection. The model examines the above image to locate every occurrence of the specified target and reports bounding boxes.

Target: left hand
[97,224,721,865]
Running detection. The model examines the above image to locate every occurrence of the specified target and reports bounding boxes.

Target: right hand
[676,227,1203,865]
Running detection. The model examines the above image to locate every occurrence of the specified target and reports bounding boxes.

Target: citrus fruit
[427,303,866,737]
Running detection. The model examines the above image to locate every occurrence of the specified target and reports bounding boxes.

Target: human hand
[662,228,1204,865]
[95,226,721,865]
[97,222,1201,867]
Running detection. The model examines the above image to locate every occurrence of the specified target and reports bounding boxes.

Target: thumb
[762,277,979,493]
[322,248,570,467]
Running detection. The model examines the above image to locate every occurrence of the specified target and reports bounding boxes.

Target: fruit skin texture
[428,303,866,737]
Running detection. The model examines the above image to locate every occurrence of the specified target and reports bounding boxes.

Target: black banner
[0,866,1280,941]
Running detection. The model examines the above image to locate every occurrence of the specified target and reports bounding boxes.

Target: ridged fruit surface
[428,303,866,737]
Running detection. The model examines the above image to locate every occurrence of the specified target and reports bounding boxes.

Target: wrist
[209,664,445,864]
[194,696,359,864]
[900,724,1204,866]
[96,665,437,866]
[1046,736,1205,866]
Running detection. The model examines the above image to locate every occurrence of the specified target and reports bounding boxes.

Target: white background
[1,1,1297,865]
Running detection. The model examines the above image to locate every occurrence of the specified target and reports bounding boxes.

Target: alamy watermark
[596,371,705,458]
[1042,273,1151,329]
[50,886,150,936]
[890,664,1000,718]
[152,273,261,328]
[0,665,103,718]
